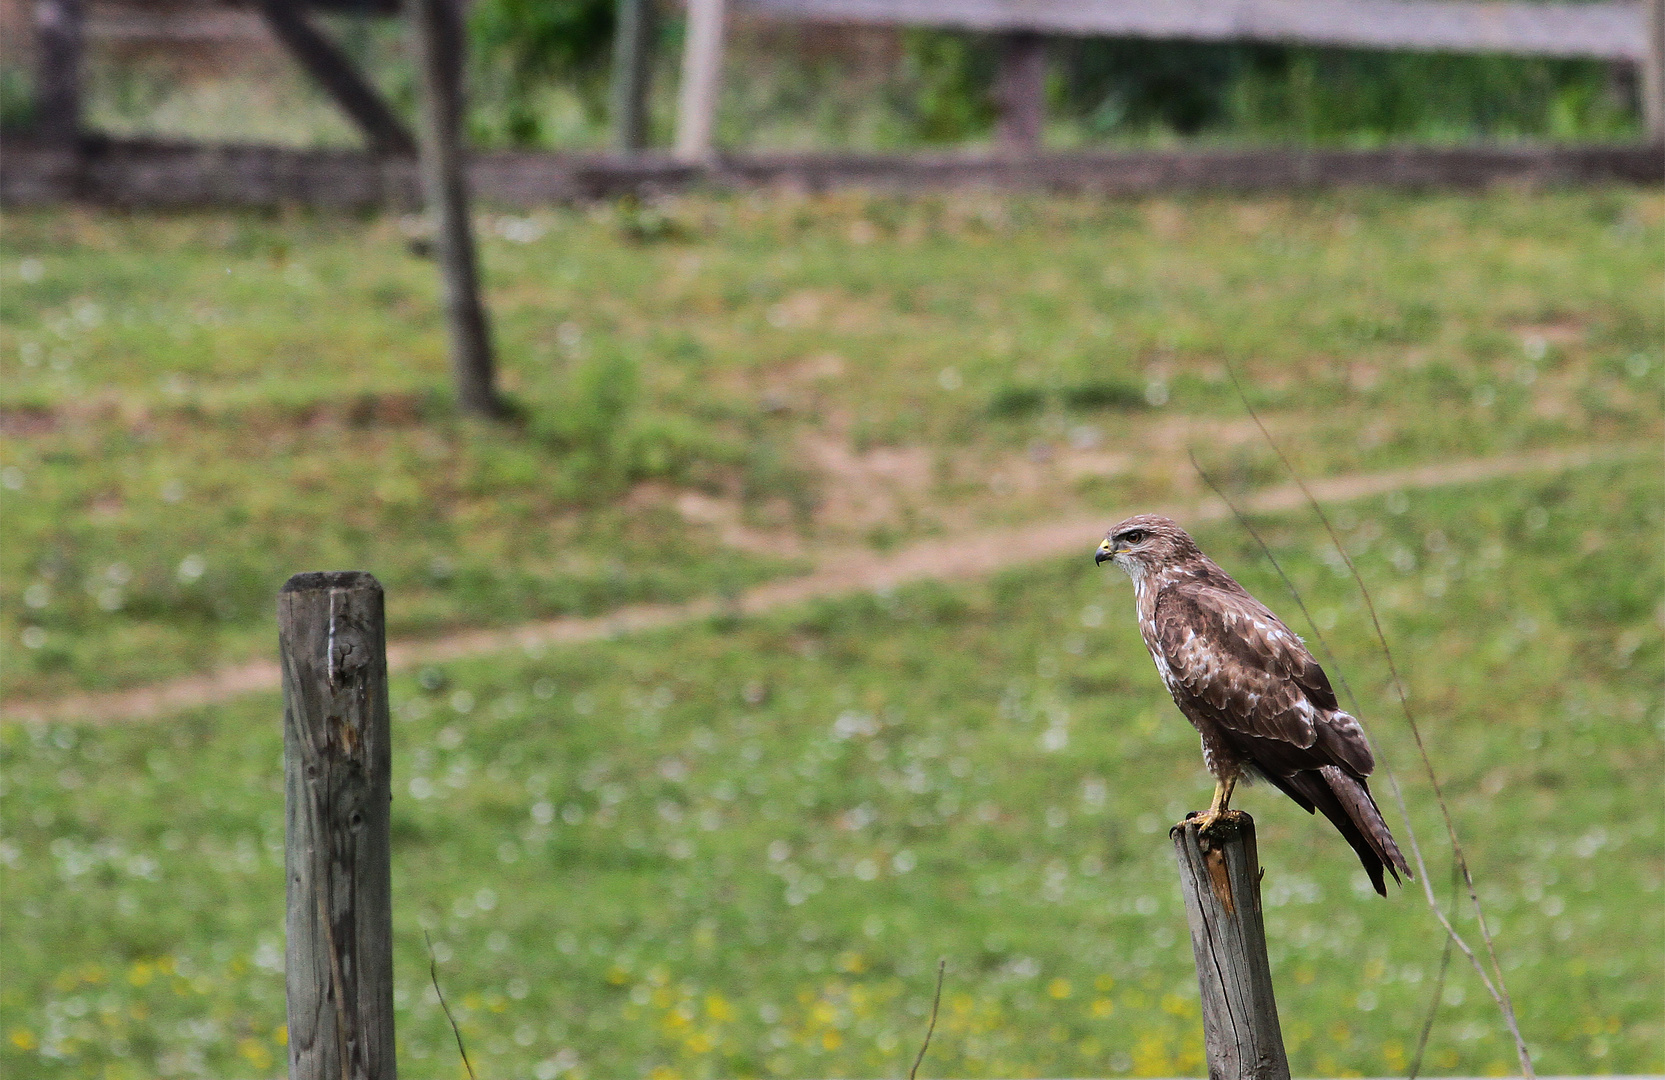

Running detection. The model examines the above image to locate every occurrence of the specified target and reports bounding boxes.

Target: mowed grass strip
[3,458,1658,1079]
[2,190,1661,701]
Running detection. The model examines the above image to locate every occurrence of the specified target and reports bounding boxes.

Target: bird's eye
[1123,530,1146,545]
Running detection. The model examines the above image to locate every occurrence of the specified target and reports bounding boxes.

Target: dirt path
[3,443,1638,725]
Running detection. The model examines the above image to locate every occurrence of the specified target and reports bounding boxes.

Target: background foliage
[5,4,1647,148]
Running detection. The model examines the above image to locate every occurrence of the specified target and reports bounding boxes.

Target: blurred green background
[1,186,1660,1079]
[0,0,1650,150]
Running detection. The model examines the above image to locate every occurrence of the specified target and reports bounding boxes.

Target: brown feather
[1101,513,1411,892]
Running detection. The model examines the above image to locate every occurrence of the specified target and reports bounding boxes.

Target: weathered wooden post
[611,0,658,152]
[993,32,1047,155]
[408,0,504,418]
[1171,812,1291,1080]
[674,0,727,162]
[280,572,396,1080]
[34,0,84,147]
[1643,0,1665,141]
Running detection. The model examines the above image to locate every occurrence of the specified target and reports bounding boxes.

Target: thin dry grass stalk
[425,930,478,1080]
[1214,363,1534,1076]
[909,959,946,1080]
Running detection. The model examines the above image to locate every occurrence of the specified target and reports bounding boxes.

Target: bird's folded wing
[1155,583,1331,749]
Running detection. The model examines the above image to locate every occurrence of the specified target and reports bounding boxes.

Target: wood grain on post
[408,0,503,417]
[280,572,396,1080]
[1171,811,1291,1080]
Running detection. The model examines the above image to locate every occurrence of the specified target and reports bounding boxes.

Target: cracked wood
[280,571,396,1080]
[1172,812,1290,1080]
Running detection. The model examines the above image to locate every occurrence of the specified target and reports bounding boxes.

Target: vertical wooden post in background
[1642,0,1665,140]
[993,32,1047,156]
[611,0,657,152]
[408,0,503,417]
[1172,812,1292,1080]
[280,572,396,1080]
[674,0,727,162]
[34,0,84,147]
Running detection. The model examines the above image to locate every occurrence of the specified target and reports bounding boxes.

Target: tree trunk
[408,0,503,418]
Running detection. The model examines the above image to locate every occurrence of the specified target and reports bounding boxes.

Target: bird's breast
[1136,617,1178,694]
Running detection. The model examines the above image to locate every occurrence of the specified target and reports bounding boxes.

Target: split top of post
[282,570,382,594]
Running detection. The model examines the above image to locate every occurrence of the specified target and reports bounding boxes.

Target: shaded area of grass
[2,458,1658,1078]
[3,191,1661,701]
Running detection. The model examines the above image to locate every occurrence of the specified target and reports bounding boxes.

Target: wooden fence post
[993,32,1047,155]
[34,0,84,147]
[408,0,503,418]
[1171,812,1291,1080]
[1643,0,1665,140]
[280,572,396,1080]
[611,0,658,151]
[675,0,727,162]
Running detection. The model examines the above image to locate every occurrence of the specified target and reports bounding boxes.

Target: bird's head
[1095,514,1197,579]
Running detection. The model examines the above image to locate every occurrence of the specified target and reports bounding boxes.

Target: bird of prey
[1096,514,1411,895]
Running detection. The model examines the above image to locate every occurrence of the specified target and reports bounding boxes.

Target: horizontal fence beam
[742,0,1649,60]
[4,140,1659,208]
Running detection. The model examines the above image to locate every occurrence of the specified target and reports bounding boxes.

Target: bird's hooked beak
[1095,538,1117,565]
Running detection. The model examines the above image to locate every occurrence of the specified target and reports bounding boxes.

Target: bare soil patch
[2,442,1635,725]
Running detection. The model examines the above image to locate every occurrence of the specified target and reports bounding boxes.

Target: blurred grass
[1,458,1659,1078]
[2,190,1661,701]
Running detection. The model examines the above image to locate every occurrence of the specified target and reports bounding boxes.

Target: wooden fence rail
[679,0,1665,154]
[743,0,1652,60]
[4,139,1659,208]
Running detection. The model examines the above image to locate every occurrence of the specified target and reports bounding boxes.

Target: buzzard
[1096,514,1411,895]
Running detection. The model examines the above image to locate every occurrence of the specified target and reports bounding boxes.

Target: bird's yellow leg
[1192,776,1238,835]
[1212,776,1237,815]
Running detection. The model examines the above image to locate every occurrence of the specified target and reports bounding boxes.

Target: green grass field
[2,191,1660,701]
[2,461,1660,1078]
[1,189,1661,1079]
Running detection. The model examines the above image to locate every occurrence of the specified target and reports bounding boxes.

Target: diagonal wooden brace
[258,0,416,155]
